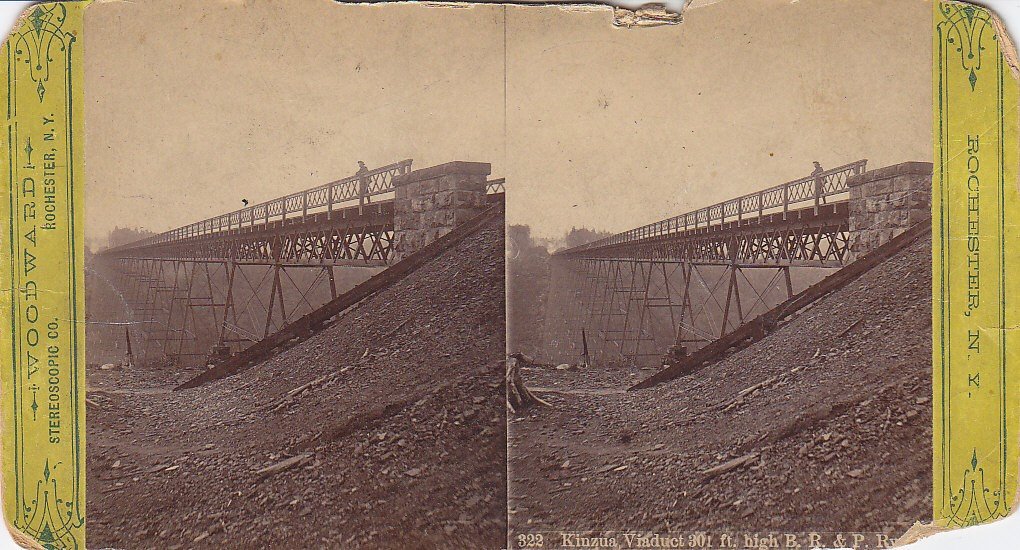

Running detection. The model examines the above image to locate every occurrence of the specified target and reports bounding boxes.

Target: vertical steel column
[674,262,692,348]
[217,260,237,347]
[263,264,283,338]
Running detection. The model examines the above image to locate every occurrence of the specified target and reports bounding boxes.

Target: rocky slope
[510,233,932,541]
[88,213,506,549]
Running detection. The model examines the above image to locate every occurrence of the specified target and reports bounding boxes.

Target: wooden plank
[701,453,759,478]
[254,453,313,479]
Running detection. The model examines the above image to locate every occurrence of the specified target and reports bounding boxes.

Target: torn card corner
[613,3,682,29]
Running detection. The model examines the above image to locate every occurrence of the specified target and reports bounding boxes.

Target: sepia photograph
[505,0,934,543]
[82,1,507,547]
[6,0,1013,548]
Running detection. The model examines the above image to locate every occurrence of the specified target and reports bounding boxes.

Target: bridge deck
[108,200,396,267]
[558,160,866,267]
[567,201,851,267]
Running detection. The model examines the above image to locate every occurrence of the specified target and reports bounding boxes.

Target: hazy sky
[84,0,931,246]
[504,0,931,239]
[84,0,506,248]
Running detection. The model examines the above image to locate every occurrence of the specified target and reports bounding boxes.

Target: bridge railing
[106,160,414,253]
[561,160,867,255]
[487,178,506,193]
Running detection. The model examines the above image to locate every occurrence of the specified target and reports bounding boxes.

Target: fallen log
[701,453,759,478]
[255,453,313,480]
[737,375,778,398]
[837,318,865,337]
[265,366,354,412]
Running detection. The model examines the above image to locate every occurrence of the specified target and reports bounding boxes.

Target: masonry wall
[392,161,491,262]
[848,161,933,260]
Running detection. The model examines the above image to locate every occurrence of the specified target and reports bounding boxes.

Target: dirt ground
[87,215,507,549]
[509,234,933,541]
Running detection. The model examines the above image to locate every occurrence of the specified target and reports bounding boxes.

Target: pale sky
[84,0,932,246]
[84,0,506,248]
[504,0,932,239]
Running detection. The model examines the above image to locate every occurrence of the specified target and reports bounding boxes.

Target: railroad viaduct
[545,160,933,373]
[98,160,505,368]
[99,156,933,384]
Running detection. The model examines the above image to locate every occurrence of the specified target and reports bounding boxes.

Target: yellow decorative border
[0,1,1013,547]
[0,3,87,548]
[933,0,1020,529]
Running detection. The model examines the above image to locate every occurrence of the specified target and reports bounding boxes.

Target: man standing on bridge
[357,160,371,213]
[812,161,827,211]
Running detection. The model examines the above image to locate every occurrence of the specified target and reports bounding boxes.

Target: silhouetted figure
[357,160,371,211]
[811,161,826,208]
